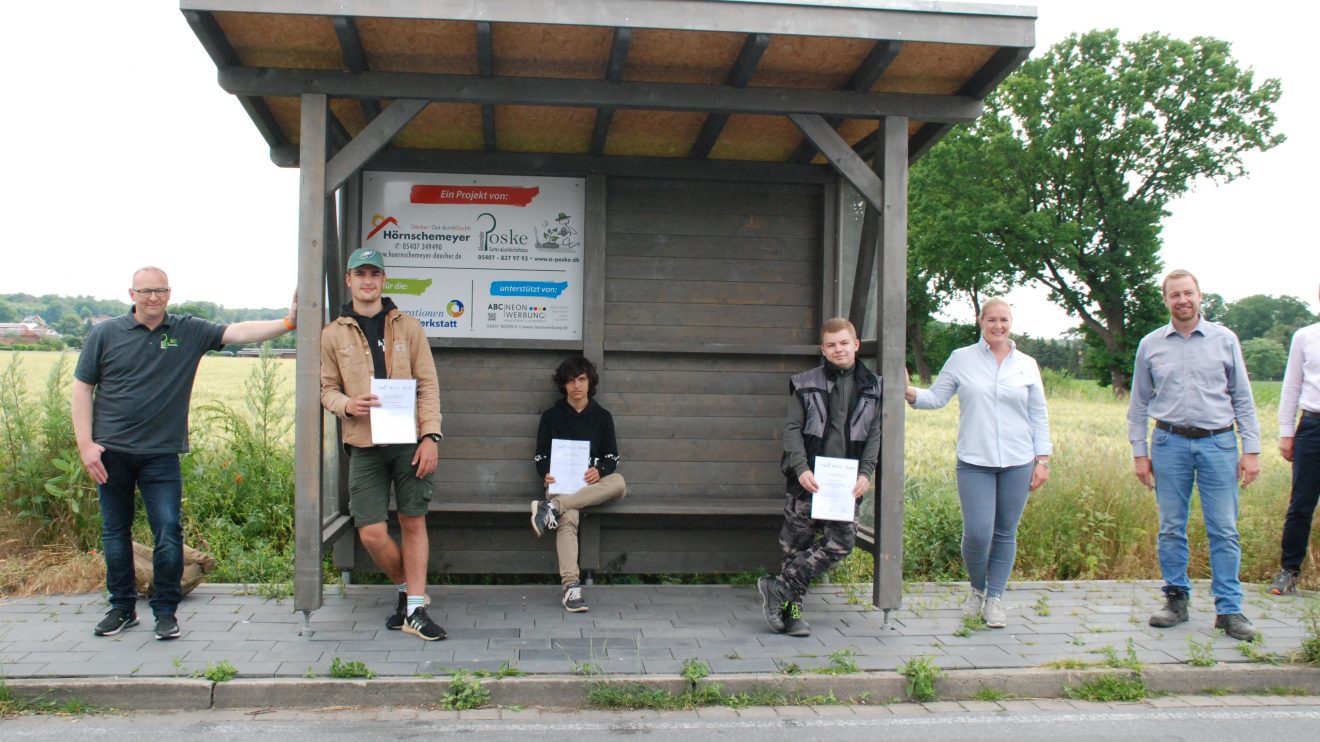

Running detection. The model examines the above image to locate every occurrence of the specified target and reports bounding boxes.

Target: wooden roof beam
[219,66,983,122]
[325,99,429,192]
[904,46,1031,162]
[182,10,289,162]
[180,0,1036,49]
[850,46,1032,164]
[477,21,496,152]
[790,113,882,212]
[789,39,902,164]
[333,16,380,122]
[590,27,633,156]
[689,33,769,159]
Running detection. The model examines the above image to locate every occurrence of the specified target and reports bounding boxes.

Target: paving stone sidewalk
[0,580,1312,680]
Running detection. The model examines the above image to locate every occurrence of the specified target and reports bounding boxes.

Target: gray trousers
[955,460,1033,598]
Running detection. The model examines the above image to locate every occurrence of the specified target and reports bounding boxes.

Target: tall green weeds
[0,353,99,549]
[183,352,295,583]
[0,350,296,586]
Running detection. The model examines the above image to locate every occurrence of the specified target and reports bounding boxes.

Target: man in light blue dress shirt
[1127,269,1261,642]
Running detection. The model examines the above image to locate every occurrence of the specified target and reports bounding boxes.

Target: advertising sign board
[360,172,585,341]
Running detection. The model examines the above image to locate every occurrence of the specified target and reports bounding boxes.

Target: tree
[56,314,86,338]
[1241,337,1287,381]
[1201,293,1227,323]
[909,30,1282,392]
[172,301,216,320]
[1220,294,1316,342]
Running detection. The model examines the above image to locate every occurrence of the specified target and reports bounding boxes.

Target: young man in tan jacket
[321,248,445,641]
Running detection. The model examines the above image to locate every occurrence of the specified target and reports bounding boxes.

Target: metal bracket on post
[299,609,315,638]
[882,608,893,629]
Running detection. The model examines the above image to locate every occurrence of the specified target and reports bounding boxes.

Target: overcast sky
[3,1,1315,336]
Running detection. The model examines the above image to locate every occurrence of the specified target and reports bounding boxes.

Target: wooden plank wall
[601,177,823,501]
[605,178,821,346]
[432,347,563,498]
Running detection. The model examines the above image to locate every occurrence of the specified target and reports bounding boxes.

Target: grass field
[1,349,297,415]
[1,350,1314,591]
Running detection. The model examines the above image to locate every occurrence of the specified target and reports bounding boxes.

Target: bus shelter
[182,0,1035,624]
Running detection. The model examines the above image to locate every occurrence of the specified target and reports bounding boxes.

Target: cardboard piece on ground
[133,541,217,597]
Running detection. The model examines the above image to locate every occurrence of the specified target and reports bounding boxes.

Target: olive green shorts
[347,443,434,527]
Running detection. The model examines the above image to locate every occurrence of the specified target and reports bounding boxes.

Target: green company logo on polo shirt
[159,333,179,350]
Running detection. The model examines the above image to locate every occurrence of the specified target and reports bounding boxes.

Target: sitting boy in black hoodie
[530,356,626,612]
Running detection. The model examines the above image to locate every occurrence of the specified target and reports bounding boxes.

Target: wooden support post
[874,116,907,612]
[332,173,360,573]
[582,174,607,366]
[294,93,329,614]
[848,198,881,328]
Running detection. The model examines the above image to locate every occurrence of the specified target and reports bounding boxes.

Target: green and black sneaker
[783,601,811,637]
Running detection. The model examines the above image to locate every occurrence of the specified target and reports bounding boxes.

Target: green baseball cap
[346,248,386,270]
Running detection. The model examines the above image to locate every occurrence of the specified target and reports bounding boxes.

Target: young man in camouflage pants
[759,318,881,637]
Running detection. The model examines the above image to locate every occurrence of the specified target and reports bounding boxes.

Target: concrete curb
[1143,664,1320,694]
[3,678,213,710]
[213,678,448,709]
[7,664,1320,711]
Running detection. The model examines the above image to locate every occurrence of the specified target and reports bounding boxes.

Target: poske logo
[365,214,399,241]
[447,300,465,318]
[475,213,530,252]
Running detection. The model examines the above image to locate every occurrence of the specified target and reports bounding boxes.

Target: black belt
[1303,409,1320,420]
[1155,420,1233,439]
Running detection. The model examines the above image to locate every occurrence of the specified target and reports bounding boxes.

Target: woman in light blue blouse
[904,298,1052,629]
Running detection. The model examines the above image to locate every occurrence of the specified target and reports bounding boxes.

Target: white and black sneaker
[93,607,138,636]
[154,614,181,640]
[386,591,431,630]
[402,607,446,641]
[562,582,588,612]
[530,500,558,537]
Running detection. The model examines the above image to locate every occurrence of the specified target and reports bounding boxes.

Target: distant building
[0,318,62,346]
[236,348,296,359]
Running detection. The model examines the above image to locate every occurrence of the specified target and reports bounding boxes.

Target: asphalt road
[7,705,1320,741]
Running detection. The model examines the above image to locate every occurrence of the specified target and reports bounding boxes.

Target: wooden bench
[341,495,787,578]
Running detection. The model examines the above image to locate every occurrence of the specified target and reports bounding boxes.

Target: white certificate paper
[548,438,591,495]
[811,456,859,522]
[369,378,417,445]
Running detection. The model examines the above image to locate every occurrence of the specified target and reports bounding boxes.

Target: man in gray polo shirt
[73,266,296,640]
[1127,268,1261,642]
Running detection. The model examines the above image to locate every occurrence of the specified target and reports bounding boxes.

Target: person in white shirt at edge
[1269,282,1320,596]
[904,297,1052,629]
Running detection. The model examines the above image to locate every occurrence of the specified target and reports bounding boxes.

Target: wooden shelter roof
[182,0,1036,166]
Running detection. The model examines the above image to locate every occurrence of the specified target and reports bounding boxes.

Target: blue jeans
[98,450,184,617]
[1151,428,1242,615]
[955,460,1033,598]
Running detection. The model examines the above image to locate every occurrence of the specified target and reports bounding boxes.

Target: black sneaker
[402,606,446,641]
[530,500,558,537]
[1214,613,1257,642]
[1269,570,1300,596]
[757,576,787,633]
[386,592,432,630]
[783,602,811,637]
[93,607,138,636]
[562,582,588,612]
[154,614,181,641]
